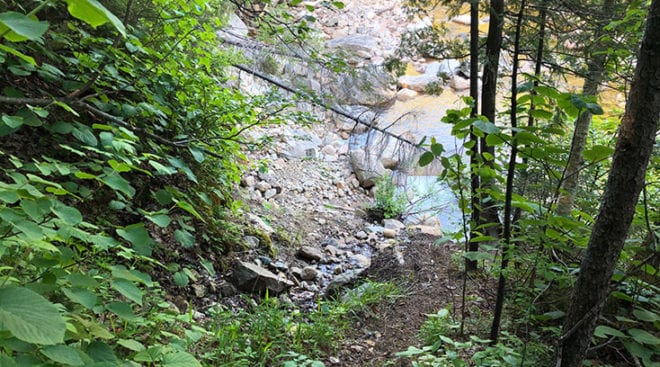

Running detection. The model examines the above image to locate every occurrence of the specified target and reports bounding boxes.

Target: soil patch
[334,232,496,367]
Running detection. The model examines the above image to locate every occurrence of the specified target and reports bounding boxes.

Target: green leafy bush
[368,175,408,220]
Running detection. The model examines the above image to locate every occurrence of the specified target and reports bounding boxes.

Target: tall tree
[556,1,660,365]
[467,0,481,271]
[556,0,615,215]
[489,0,525,344]
[479,0,505,231]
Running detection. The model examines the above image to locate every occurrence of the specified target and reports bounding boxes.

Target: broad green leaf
[485,134,503,146]
[146,213,171,228]
[632,308,658,322]
[106,301,136,321]
[110,265,153,287]
[63,287,98,309]
[622,340,654,360]
[0,355,17,367]
[430,143,444,156]
[0,189,19,203]
[569,94,587,110]
[162,351,202,367]
[2,115,23,129]
[628,328,660,345]
[51,202,83,225]
[174,199,204,221]
[583,145,614,162]
[117,339,145,352]
[462,251,491,261]
[108,159,131,173]
[65,0,126,36]
[473,120,499,134]
[111,279,142,306]
[516,81,533,93]
[116,224,153,256]
[174,229,194,248]
[0,12,49,42]
[71,124,97,145]
[148,160,177,175]
[515,131,544,145]
[0,286,66,344]
[40,345,84,366]
[200,260,215,276]
[594,325,625,338]
[530,109,553,120]
[419,151,434,167]
[101,171,135,197]
[535,85,560,99]
[133,346,163,363]
[73,171,98,180]
[188,147,205,163]
[14,219,43,240]
[586,102,604,115]
[84,341,118,362]
[173,271,189,287]
[167,156,197,183]
[0,44,35,65]
[20,197,51,222]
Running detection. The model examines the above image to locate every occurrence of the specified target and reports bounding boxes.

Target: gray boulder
[327,66,396,107]
[232,261,293,294]
[216,13,249,44]
[298,246,324,261]
[326,34,378,55]
[324,269,365,298]
[349,149,387,188]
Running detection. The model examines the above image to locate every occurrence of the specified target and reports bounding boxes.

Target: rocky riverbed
[210,0,473,314]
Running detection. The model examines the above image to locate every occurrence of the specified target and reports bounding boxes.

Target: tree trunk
[557,1,660,365]
[480,0,505,231]
[490,0,525,344]
[556,0,614,216]
[467,0,481,271]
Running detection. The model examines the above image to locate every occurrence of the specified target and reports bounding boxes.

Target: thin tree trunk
[557,1,660,365]
[480,0,505,232]
[556,0,614,215]
[514,0,546,225]
[490,0,524,344]
[467,0,481,271]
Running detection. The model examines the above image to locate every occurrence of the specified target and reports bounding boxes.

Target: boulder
[436,59,461,77]
[383,228,396,238]
[451,14,471,26]
[326,66,396,107]
[349,149,387,188]
[397,74,440,92]
[350,254,371,268]
[255,181,271,193]
[301,266,320,281]
[326,34,378,55]
[232,261,293,294]
[298,246,324,261]
[396,88,418,101]
[246,213,274,235]
[384,219,405,231]
[280,128,322,159]
[324,269,365,298]
[216,13,249,44]
[450,74,470,91]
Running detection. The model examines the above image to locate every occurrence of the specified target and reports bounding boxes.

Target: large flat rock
[232,261,293,294]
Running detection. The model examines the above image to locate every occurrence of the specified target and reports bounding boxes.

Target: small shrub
[368,175,408,220]
[419,307,458,346]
